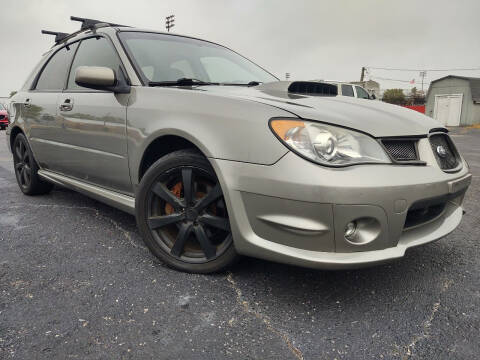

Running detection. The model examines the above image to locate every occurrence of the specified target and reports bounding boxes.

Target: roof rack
[41,30,70,43]
[70,16,127,31]
[42,16,129,46]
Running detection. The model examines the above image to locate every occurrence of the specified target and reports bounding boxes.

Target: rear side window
[67,37,121,90]
[35,44,77,90]
[341,84,354,97]
[355,86,370,99]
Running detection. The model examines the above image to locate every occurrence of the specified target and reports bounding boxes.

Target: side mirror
[75,66,130,93]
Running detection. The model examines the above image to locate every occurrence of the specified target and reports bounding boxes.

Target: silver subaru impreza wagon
[6,17,472,273]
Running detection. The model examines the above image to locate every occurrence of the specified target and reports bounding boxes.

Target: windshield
[118,32,278,85]
[0,104,4,110]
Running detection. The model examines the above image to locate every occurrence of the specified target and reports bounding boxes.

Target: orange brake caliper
[165,182,183,215]
[164,181,217,216]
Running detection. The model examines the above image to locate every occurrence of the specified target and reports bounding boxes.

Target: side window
[35,44,77,91]
[341,84,354,97]
[67,37,121,90]
[355,86,370,99]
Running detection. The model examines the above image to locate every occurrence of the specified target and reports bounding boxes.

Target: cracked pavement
[0,128,479,359]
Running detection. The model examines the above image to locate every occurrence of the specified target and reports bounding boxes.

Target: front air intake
[288,82,338,96]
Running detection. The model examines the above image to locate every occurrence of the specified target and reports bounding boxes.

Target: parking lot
[0,128,479,359]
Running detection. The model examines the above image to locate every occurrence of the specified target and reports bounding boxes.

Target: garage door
[433,94,463,126]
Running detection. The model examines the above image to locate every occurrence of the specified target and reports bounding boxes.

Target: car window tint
[355,86,370,99]
[67,37,121,90]
[341,84,354,97]
[35,44,77,91]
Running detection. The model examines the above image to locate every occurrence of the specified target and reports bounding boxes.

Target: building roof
[429,75,480,103]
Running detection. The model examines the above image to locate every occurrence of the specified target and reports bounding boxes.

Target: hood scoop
[256,81,338,97]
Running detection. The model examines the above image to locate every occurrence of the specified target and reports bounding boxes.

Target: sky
[1,0,479,96]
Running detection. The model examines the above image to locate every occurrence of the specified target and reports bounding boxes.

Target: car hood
[199,81,442,137]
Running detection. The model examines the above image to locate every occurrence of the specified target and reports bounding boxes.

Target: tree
[9,91,17,98]
[382,89,406,105]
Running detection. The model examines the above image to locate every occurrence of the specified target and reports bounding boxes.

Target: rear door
[341,84,354,97]
[59,35,132,194]
[24,43,78,172]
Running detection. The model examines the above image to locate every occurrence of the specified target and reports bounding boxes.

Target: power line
[370,76,430,84]
[367,66,480,72]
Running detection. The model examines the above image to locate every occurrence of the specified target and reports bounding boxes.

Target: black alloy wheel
[14,137,32,190]
[136,150,238,273]
[12,133,53,195]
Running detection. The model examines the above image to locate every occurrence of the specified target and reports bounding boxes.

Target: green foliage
[382,89,406,105]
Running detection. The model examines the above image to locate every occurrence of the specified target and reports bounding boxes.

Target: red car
[0,103,9,130]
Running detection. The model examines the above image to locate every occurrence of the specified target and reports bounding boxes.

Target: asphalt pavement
[0,128,479,359]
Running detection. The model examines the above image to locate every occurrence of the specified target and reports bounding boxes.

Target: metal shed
[425,75,480,126]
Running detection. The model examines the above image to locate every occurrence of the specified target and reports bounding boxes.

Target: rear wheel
[12,133,53,195]
[136,149,238,273]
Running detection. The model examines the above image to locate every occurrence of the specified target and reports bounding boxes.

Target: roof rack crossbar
[70,16,127,30]
[41,30,70,43]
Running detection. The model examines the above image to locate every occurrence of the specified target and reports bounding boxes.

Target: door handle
[24,98,31,108]
[59,98,73,112]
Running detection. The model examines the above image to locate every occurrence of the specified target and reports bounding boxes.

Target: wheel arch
[9,126,24,152]
[137,133,210,183]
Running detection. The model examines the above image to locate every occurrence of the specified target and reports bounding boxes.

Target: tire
[12,133,54,195]
[136,149,239,273]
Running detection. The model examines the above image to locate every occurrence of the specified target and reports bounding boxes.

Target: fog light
[344,221,357,238]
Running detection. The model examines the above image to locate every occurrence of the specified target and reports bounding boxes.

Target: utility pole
[165,15,175,32]
[360,67,366,82]
[419,71,427,93]
[285,72,290,80]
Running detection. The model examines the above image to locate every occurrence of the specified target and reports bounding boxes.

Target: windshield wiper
[148,78,219,87]
[222,81,263,87]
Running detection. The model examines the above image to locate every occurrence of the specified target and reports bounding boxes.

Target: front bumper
[210,142,471,269]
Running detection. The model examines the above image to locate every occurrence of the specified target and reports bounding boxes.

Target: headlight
[270,119,391,166]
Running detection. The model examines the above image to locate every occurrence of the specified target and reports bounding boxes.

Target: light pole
[419,71,427,93]
[165,15,175,32]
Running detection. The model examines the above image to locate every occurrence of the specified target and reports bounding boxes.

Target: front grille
[429,134,458,170]
[382,139,418,161]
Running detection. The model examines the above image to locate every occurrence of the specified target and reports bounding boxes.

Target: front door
[433,94,463,126]
[58,36,132,194]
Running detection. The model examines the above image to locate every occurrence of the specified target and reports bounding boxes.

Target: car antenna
[41,30,70,44]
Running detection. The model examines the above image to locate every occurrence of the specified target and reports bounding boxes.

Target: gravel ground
[0,128,479,359]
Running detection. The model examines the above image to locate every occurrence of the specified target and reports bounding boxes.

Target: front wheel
[136,149,239,273]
